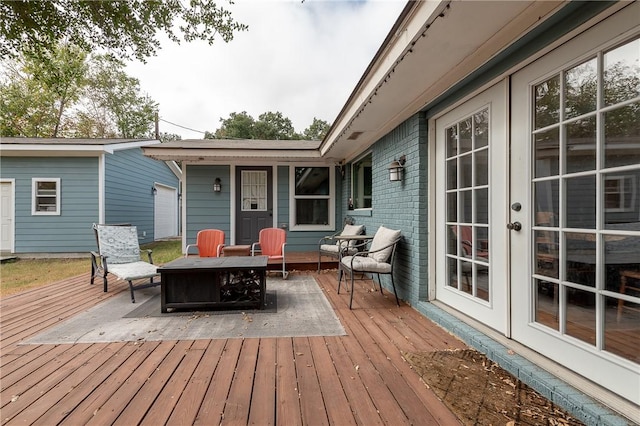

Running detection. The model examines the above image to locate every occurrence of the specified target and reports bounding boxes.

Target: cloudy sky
[125,0,406,139]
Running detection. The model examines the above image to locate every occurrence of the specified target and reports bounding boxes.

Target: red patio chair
[251,227,288,279]
[185,229,225,257]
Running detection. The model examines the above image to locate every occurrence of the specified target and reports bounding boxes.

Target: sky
[125,0,407,139]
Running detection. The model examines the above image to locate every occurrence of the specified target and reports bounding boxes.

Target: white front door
[435,81,509,334]
[510,4,639,403]
[0,181,14,252]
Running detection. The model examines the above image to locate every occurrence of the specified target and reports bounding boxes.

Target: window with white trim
[350,152,372,210]
[604,175,635,212]
[32,178,60,215]
[290,166,334,230]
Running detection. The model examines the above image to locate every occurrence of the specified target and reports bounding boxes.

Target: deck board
[0,262,464,425]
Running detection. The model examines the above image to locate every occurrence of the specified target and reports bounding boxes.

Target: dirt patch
[404,349,585,426]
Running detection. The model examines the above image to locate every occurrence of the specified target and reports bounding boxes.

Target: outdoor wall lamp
[388,155,406,182]
[151,186,157,195]
[213,178,222,192]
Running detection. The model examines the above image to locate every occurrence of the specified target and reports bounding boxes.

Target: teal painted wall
[340,114,429,305]
[184,165,232,248]
[185,164,343,252]
[0,156,99,252]
[105,148,179,244]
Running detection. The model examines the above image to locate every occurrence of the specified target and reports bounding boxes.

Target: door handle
[507,222,522,231]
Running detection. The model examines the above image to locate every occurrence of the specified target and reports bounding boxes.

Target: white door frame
[433,80,510,335]
[0,180,15,253]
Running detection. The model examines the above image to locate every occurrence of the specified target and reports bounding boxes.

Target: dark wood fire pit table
[158,256,268,313]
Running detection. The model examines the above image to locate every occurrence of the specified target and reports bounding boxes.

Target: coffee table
[158,256,268,313]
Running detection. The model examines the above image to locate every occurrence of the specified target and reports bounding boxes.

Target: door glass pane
[565,116,596,173]
[459,154,472,188]
[604,296,640,363]
[535,230,558,279]
[474,110,489,148]
[565,176,596,229]
[604,102,640,168]
[604,38,640,106]
[534,75,560,129]
[475,148,488,186]
[565,288,596,346]
[475,189,488,224]
[534,180,559,224]
[534,128,559,177]
[565,58,597,119]
[459,118,472,153]
[242,171,267,211]
[446,158,457,190]
[535,279,559,330]
[460,190,472,223]
[605,235,640,293]
[565,232,596,287]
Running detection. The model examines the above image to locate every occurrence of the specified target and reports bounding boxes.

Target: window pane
[295,167,329,195]
[565,232,596,287]
[352,155,372,209]
[565,288,596,346]
[459,154,472,188]
[459,118,472,153]
[534,75,560,129]
[534,127,559,177]
[475,148,488,186]
[565,116,596,173]
[604,38,640,106]
[295,199,328,225]
[474,109,489,148]
[446,126,457,157]
[35,180,58,212]
[564,58,597,119]
[565,175,596,229]
[604,102,640,169]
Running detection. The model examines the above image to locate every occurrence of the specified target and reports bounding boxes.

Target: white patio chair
[317,222,365,272]
[90,223,160,303]
[338,225,402,309]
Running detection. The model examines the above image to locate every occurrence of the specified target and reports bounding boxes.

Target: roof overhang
[0,138,161,157]
[320,0,567,161]
[142,139,328,164]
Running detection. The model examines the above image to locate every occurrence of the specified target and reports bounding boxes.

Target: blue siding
[185,164,343,252]
[185,165,232,248]
[105,148,179,244]
[0,156,99,252]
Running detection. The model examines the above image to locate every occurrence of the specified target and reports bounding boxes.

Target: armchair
[252,227,288,279]
[90,223,160,303]
[317,223,365,272]
[338,226,402,309]
[185,229,225,257]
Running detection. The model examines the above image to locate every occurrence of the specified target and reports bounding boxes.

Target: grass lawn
[0,239,182,298]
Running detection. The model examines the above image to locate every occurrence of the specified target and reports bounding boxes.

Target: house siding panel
[184,165,231,248]
[105,148,179,244]
[0,156,99,252]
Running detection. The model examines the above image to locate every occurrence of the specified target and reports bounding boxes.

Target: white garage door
[154,184,178,239]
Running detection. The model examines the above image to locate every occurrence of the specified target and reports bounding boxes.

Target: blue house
[143,1,639,421]
[0,138,181,255]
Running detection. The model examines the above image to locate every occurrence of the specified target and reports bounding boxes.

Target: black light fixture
[388,155,406,182]
[151,186,157,195]
[213,178,222,192]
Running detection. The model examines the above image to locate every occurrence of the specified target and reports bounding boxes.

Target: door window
[531,37,640,363]
[241,170,267,211]
[446,108,490,301]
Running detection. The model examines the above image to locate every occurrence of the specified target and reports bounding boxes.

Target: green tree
[214,111,255,139]
[302,117,330,140]
[0,1,247,62]
[254,111,295,140]
[0,43,87,137]
[159,132,182,142]
[77,54,158,138]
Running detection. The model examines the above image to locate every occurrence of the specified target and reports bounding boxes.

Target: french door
[510,4,639,402]
[435,81,509,334]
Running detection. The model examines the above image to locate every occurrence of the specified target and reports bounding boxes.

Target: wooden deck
[0,262,468,425]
